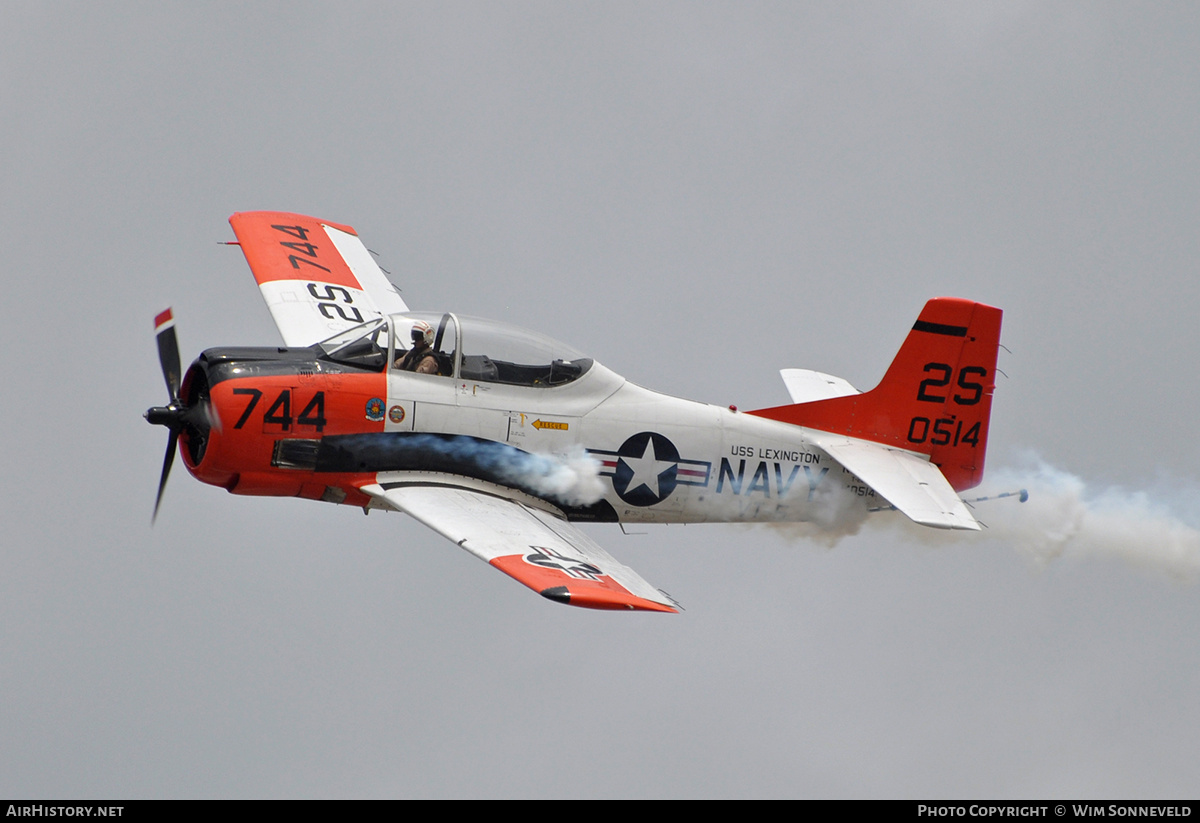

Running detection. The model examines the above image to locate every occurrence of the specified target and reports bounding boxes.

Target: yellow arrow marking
[532,419,568,431]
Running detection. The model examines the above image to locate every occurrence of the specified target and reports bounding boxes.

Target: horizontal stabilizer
[779,369,860,404]
[805,431,980,530]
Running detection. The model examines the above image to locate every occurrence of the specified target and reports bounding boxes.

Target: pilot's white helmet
[411,319,434,346]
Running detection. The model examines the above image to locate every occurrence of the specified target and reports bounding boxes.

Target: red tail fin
[749,298,1003,491]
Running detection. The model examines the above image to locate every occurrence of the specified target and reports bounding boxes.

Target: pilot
[395,319,441,375]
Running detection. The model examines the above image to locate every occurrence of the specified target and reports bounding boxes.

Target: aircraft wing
[358,476,679,612]
[229,211,409,347]
[803,431,981,530]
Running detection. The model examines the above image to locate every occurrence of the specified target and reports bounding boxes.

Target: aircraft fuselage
[181,346,867,526]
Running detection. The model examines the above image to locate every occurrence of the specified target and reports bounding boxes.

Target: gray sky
[2,1,1199,798]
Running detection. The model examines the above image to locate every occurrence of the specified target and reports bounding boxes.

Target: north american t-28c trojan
[146,211,1004,613]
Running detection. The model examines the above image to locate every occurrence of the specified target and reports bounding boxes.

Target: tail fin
[749,298,1003,491]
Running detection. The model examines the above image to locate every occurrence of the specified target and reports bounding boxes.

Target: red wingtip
[490,556,679,613]
[545,586,679,612]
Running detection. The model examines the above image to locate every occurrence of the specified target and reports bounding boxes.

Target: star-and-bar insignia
[589,431,711,507]
[523,545,604,581]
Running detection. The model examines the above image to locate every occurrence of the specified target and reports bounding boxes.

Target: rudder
[749,298,1003,491]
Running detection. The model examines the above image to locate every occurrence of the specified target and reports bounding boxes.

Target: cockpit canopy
[316,318,389,370]
[317,312,594,387]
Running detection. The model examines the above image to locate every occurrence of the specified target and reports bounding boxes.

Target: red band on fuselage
[183,366,386,498]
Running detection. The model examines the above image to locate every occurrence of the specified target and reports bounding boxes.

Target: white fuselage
[384,361,873,525]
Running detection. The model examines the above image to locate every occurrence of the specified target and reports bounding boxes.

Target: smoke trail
[496,446,606,507]
[309,432,606,507]
[961,459,1200,580]
[757,479,871,548]
[757,452,1200,580]
[388,434,606,507]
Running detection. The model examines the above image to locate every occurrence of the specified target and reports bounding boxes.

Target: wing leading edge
[230,211,409,346]
[359,476,679,612]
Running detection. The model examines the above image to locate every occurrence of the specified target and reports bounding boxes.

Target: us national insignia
[365,397,385,422]
[589,431,712,507]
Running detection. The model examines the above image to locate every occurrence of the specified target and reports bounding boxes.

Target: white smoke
[757,479,871,548]
[508,447,606,507]
[962,458,1200,580]
[431,429,1200,579]
[756,453,1200,580]
[361,433,607,508]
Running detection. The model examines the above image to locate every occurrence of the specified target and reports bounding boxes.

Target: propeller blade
[184,395,221,435]
[155,308,181,402]
[153,431,178,524]
[204,395,222,434]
